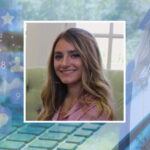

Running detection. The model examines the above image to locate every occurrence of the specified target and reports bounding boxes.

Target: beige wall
[26,23,75,68]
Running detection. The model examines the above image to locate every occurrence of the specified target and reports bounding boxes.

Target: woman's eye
[71,54,80,58]
[55,55,62,60]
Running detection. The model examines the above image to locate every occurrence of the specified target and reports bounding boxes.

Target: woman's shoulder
[79,103,107,121]
[79,95,105,120]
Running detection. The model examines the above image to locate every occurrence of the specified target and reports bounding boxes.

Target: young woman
[38,27,115,121]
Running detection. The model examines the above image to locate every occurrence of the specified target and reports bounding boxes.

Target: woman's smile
[60,69,76,74]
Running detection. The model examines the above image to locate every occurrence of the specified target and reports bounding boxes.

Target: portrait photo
[24,21,125,122]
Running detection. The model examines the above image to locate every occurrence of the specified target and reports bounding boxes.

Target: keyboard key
[95,123,105,126]
[59,123,82,127]
[81,124,100,131]
[66,136,85,144]
[57,142,77,150]
[29,123,54,128]
[40,132,68,142]
[24,147,47,150]
[74,129,93,137]
[0,140,25,149]
[29,139,57,149]
[18,126,45,135]
[49,125,76,134]
[7,133,35,143]
[1,126,17,135]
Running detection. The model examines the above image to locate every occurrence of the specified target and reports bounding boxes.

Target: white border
[24,22,27,123]
[24,21,126,123]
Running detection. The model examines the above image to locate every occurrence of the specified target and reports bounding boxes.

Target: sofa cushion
[26,68,46,120]
[106,70,124,120]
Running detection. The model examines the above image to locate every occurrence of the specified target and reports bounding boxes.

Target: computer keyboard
[0,88,104,150]
[0,120,104,150]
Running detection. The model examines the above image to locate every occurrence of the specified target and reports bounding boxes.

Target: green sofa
[26,68,124,121]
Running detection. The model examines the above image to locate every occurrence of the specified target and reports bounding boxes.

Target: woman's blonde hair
[38,28,115,120]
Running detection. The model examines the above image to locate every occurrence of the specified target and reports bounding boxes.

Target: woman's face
[54,38,83,86]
